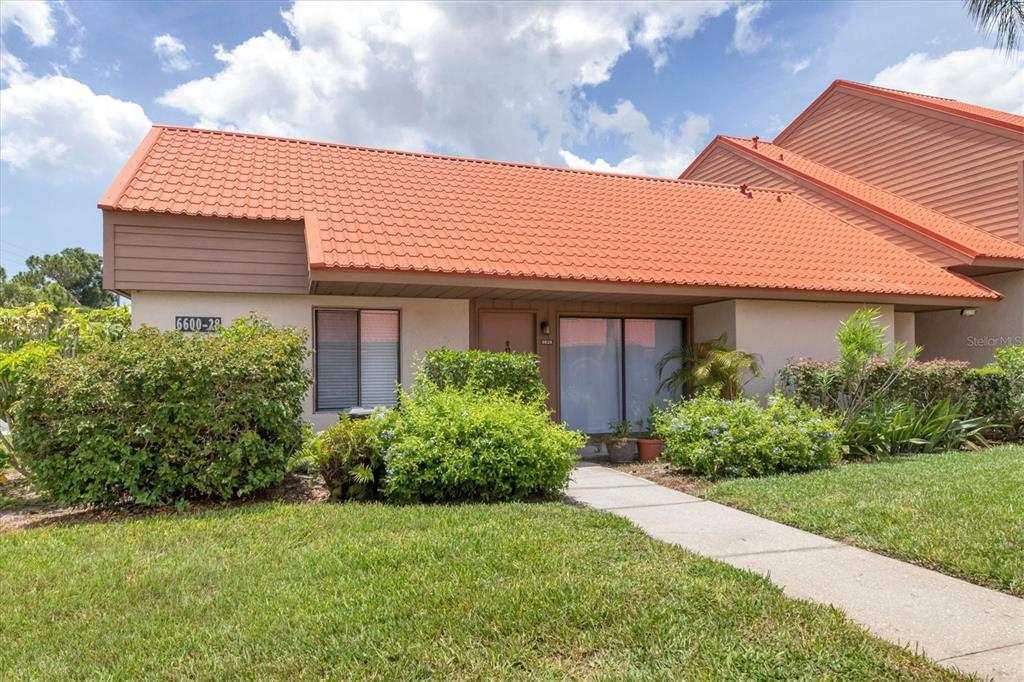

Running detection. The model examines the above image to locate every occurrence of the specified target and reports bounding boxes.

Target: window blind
[315,309,400,411]
[359,310,399,407]
[315,309,358,411]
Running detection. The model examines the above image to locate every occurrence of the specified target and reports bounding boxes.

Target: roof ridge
[149,124,797,195]
[835,79,959,103]
[720,136,1024,260]
[775,80,1023,144]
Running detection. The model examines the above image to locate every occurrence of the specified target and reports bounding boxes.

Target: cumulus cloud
[153,34,193,72]
[872,48,1024,114]
[559,101,711,177]
[0,0,55,47]
[1,61,151,176]
[158,1,727,170]
[732,1,769,54]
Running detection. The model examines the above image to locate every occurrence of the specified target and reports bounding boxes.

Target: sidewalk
[567,463,1024,681]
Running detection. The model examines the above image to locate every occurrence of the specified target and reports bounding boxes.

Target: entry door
[478,311,536,353]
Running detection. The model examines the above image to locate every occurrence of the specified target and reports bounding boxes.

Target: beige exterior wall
[694,299,895,397]
[693,300,737,345]
[130,291,470,430]
[894,312,916,349]
[916,271,1024,366]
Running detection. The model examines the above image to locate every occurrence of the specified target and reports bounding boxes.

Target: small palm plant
[656,334,761,400]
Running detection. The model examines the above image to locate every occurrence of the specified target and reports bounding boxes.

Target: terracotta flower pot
[606,438,637,463]
[636,438,663,462]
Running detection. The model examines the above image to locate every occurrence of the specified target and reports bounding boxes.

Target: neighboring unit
[101,81,1024,431]
[683,80,1024,367]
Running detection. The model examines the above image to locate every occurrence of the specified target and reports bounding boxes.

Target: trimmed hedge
[415,348,547,404]
[654,393,842,478]
[14,317,310,506]
[378,386,583,503]
[779,357,1017,433]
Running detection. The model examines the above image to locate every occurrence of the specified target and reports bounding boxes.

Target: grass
[706,445,1024,596]
[0,502,961,680]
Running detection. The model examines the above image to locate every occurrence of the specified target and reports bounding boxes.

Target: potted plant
[605,419,637,463]
[636,403,663,462]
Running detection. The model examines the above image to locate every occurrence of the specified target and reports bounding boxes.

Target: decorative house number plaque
[175,316,222,332]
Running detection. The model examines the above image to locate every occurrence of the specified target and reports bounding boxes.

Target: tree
[964,0,1024,53]
[2,248,115,308]
[656,334,761,400]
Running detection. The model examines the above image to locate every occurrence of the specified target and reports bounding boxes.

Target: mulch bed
[603,460,713,495]
[0,470,329,533]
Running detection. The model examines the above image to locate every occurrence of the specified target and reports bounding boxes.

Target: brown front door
[478,311,536,353]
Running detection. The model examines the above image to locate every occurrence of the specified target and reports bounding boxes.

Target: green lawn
[0,502,960,680]
[706,445,1024,596]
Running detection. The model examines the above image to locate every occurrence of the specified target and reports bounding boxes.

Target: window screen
[315,309,399,411]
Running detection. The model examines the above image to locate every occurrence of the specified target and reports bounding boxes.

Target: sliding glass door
[559,317,683,433]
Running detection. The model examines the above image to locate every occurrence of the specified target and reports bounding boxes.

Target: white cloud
[158,1,728,169]
[153,34,193,72]
[0,0,55,47]
[559,100,711,177]
[786,57,810,75]
[1,61,151,176]
[732,1,769,54]
[871,48,1024,114]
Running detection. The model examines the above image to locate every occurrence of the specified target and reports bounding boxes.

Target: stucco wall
[130,291,470,430]
[894,312,916,349]
[694,299,895,397]
[692,300,736,346]
[916,271,1024,366]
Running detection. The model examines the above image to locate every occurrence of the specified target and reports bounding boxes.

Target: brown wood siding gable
[778,89,1024,244]
[104,212,310,294]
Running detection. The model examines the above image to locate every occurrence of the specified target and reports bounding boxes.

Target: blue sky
[1,0,1020,275]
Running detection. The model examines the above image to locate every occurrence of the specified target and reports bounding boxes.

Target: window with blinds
[315,309,399,411]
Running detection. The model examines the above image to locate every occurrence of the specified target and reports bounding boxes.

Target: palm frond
[964,0,1024,52]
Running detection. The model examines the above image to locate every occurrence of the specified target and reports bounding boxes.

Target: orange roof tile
[99,125,998,301]
[776,80,1024,144]
[716,136,1024,263]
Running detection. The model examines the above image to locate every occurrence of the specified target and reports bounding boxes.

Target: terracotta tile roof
[99,125,998,301]
[718,136,1024,263]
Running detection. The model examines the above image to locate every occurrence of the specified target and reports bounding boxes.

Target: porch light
[540,320,551,336]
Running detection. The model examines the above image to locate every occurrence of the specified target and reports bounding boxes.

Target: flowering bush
[654,393,842,478]
[377,386,583,503]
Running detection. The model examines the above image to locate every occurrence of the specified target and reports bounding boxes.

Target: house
[99,80,1024,432]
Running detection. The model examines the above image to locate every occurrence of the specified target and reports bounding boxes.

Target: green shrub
[654,394,842,478]
[14,317,310,506]
[843,398,992,458]
[995,345,1024,422]
[415,348,547,404]
[779,359,970,412]
[378,387,583,503]
[0,304,131,473]
[310,415,384,500]
[965,367,1015,434]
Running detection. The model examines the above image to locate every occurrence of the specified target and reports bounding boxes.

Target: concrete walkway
[568,463,1024,681]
